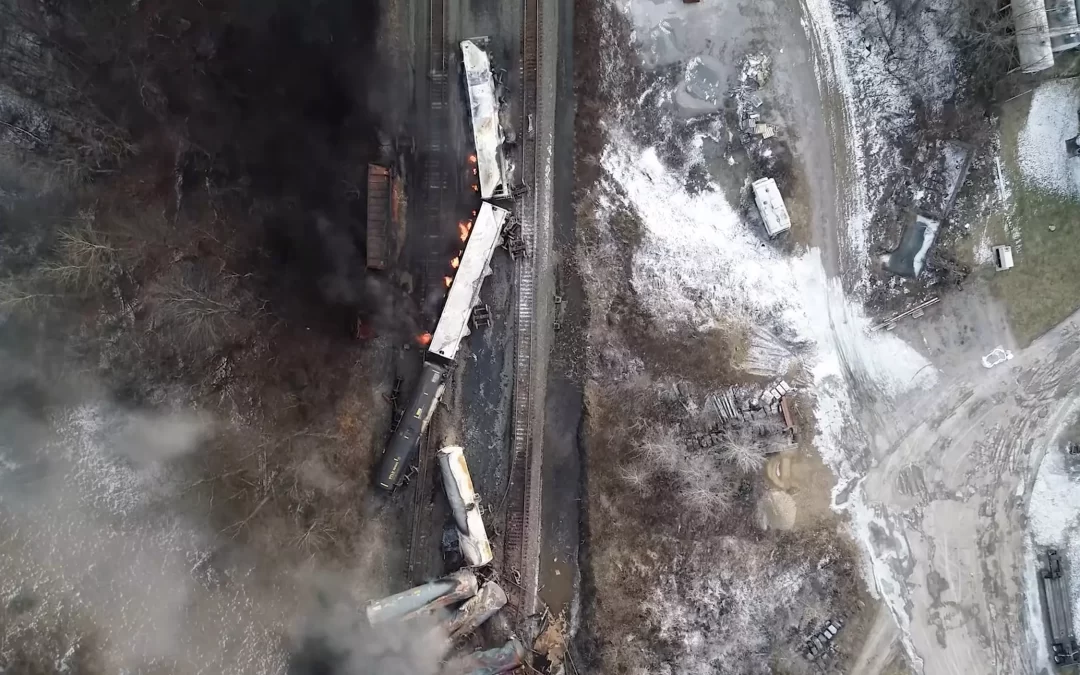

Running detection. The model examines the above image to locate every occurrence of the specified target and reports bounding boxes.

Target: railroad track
[405,0,450,585]
[500,0,543,617]
[406,409,437,584]
[421,0,450,301]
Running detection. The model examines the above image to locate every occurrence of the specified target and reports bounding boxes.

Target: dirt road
[849,304,1080,674]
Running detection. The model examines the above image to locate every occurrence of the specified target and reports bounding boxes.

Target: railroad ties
[406,0,451,585]
[501,0,543,617]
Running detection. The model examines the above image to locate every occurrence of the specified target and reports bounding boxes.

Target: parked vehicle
[1040,549,1080,665]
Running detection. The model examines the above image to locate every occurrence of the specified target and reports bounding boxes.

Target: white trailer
[461,39,510,200]
[429,201,510,362]
[752,177,791,238]
[993,245,1015,271]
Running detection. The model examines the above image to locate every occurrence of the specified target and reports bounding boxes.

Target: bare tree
[636,424,681,474]
[721,425,769,474]
[145,261,253,352]
[674,452,738,518]
[38,215,116,290]
[0,277,54,310]
[618,462,654,495]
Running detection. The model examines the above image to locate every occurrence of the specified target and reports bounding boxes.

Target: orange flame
[458,222,471,242]
[450,256,461,269]
[417,332,432,346]
[472,168,478,176]
[471,184,479,192]
[444,276,453,288]
[468,154,477,164]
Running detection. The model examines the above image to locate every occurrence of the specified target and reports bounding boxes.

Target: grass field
[990,87,1080,347]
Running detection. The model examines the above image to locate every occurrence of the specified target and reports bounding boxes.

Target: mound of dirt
[757,490,797,531]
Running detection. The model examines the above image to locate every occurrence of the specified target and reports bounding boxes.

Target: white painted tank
[461,39,509,199]
[429,202,511,362]
[438,445,493,567]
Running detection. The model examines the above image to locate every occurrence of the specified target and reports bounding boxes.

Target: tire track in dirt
[854,312,1080,674]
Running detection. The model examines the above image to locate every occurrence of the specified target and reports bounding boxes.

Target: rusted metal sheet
[446,581,507,640]
[442,639,526,675]
[779,395,795,433]
[366,164,392,270]
[438,446,494,567]
[365,569,478,625]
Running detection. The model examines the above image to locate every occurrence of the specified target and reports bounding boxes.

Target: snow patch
[801,0,957,287]
[602,129,938,673]
[1018,79,1080,198]
[603,132,936,406]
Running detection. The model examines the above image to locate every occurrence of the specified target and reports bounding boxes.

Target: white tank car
[461,39,510,200]
[428,201,511,362]
[438,445,494,567]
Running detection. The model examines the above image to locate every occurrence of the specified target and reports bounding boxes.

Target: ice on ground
[1018,79,1080,197]
[974,227,994,265]
[1024,540,1054,671]
[1029,440,1080,548]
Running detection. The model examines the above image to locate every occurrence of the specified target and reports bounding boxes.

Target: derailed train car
[460,38,510,200]
[438,445,493,567]
[374,202,511,490]
[375,360,448,489]
[374,38,511,491]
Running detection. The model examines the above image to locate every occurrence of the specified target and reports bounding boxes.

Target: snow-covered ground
[801,0,957,287]
[1018,79,1080,198]
[600,128,938,665]
[598,0,1072,671]
[602,131,936,457]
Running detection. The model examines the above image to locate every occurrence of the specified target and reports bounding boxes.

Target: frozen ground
[601,124,944,672]
[1018,78,1080,198]
[855,311,1080,675]
[1027,402,1080,668]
